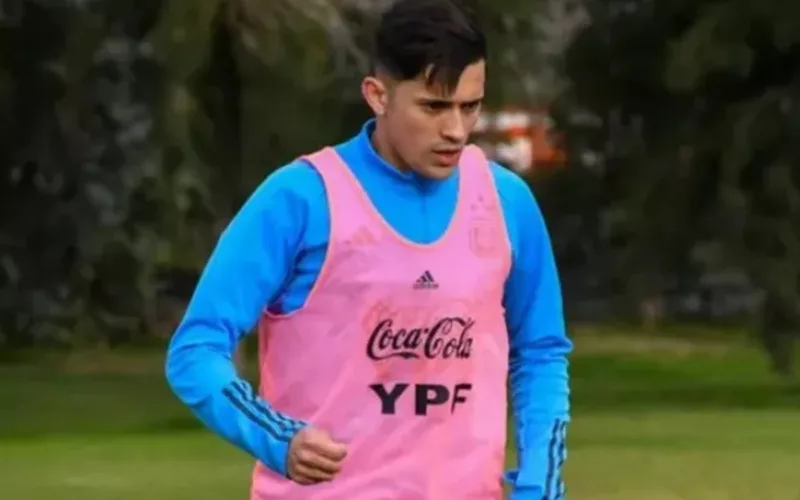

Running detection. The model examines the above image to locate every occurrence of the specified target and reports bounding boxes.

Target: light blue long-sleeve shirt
[165,120,571,499]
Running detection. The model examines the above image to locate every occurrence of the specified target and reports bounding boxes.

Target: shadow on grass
[573,382,800,412]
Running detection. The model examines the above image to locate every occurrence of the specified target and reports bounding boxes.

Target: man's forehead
[413,89,483,104]
[418,62,485,99]
[413,80,484,102]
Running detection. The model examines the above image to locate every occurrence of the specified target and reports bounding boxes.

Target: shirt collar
[351,119,454,192]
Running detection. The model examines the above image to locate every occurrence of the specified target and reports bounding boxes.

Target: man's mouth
[432,148,463,166]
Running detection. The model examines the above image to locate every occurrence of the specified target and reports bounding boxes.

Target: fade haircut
[372,0,487,93]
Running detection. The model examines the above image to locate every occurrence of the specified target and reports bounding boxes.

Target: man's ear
[361,75,389,116]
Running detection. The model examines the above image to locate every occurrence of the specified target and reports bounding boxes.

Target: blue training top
[165,119,571,500]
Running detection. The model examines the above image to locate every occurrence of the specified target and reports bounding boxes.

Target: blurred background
[2,0,800,498]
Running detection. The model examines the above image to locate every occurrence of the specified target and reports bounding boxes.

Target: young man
[165,0,571,498]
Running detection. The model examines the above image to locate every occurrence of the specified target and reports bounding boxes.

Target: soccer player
[165,0,572,498]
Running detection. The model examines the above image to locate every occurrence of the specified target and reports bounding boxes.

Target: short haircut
[372,0,487,92]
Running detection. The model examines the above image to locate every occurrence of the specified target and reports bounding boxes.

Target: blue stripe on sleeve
[544,419,561,499]
[228,380,305,439]
[556,420,568,498]
[222,384,291,443]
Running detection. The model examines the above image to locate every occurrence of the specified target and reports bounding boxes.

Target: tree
[667,0,800,372]
[557,0,800,372]
[0,0,187,347]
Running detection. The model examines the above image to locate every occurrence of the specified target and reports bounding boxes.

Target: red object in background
[472,108,566,174]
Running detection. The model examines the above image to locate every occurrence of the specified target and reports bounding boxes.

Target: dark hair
[372,0,487,91]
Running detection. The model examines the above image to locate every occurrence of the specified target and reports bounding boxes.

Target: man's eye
[463,102,480,112]
[424,102,448,111]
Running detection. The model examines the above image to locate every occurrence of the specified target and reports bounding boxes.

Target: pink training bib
[252,145,512,499]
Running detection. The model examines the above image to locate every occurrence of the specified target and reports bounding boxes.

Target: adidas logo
[413,270,438,290]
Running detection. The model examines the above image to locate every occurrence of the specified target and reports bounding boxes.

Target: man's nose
[441,111,467,143]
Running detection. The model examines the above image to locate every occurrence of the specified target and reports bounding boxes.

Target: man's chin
[418,164,457,180]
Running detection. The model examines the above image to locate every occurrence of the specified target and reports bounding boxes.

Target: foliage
[554,0,800,371]
[0,0,178,346]
[3,0,800,376]
[0,0,554,347]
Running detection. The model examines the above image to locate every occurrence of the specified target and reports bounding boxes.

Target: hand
[287,427,348,485]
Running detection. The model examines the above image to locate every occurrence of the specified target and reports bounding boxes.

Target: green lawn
[2,328,800,499]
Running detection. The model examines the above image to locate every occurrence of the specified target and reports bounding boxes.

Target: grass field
[2,327,800,499]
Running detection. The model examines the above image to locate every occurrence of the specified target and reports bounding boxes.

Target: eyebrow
[415,96,484,106]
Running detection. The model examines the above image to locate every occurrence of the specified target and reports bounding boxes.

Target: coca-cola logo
[366,316,475,361]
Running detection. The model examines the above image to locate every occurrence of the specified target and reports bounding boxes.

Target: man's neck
[370,121,412,173]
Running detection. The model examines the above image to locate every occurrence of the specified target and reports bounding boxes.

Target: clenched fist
[287,427,348,485]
